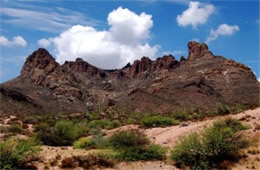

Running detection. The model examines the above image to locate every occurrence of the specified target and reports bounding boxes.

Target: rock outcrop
[187,41,213,61]
[0,41,259,115]
[21,48,59,86]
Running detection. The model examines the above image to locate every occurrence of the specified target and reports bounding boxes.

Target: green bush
[108,130,166,161]
[109,130,149,149]
[231,104,249,113]
[141,116,179,127]
[36,120,87,146]
[143,144,166,160]
[8,123,24,134]
[109,120,121,129]
[124,118,137,124]
[34,122,50,132]
[116,144,166,161]
[170,111,191,121]
[214,103,231,115]
[88,120,112,129]
[85,112,101,121]
[171,118,248,169]
[73,137,96,149]
[73,128,110,149]
[0,138,39,169]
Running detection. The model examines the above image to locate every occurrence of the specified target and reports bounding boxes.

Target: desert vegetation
[0,105,257,169]
[0,138,39,169]
[171,117,249,169]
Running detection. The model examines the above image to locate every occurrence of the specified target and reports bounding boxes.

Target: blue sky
[0,0,259,83]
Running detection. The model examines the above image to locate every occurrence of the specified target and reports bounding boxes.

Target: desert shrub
[61,153,114,169]
[171,118,248,169]
[213,117,249,132]
[34,122,50,132]
[109,130,149,149]
[214,103,231,115]
[23,116,39,124]
[37,115,56,125]
[88,120,112,129]
[141,144,166,160]
[109,120,121,129]
[0,138,39,169]
[36,120,87,146]
[8,123,24,134]
[124,118,137,124]
[73,137,96,149]
[170,111,191,121]
[109,130,166,161]
[141,116,179,127]
[0,126,8,133]
[116,144,166,161]
[231,104,249,113]
[85,112,101,121]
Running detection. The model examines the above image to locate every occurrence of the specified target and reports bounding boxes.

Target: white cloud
[0,7,100,33]
[41,7,159,69]
[38,38,51,48]
[206,24,239,43]
[176,1,215,29]
[0,35,27,47]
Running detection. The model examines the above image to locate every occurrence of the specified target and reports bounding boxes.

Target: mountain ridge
[0,41,259,115]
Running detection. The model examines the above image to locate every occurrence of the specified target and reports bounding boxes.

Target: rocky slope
[0,41,259,115]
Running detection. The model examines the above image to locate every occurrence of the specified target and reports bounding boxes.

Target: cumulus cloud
[38,38,51,48]
[40,7,159,69]
[177,1,215,29]
[0,35,27,47]
[206,24,239,43]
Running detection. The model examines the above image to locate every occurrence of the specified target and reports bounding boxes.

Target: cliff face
[0,41,259,115]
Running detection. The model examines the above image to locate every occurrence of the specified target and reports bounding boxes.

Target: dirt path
[144,107,260,149]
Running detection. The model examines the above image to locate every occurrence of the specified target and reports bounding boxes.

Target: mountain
[0,41,259,115]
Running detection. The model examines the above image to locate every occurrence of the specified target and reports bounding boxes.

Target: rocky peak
[154,54,179,70]
[63,58,104,77]
[187,41,213,61]
[21,48,58,78]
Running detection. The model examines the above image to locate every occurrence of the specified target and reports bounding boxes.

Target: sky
[0,0,259,83]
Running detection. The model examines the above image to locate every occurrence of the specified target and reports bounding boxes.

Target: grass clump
[8,123,24,134]
[141,116,179,127]
[36,120,87,146]
[0,138,39,170]
[109,130,166,161]
[171,117,249,169]
[214,103,231,115]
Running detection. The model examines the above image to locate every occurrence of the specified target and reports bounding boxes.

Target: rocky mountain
[0,41,259,115]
